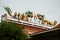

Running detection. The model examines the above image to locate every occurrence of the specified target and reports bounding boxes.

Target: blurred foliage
[0,21,29,40]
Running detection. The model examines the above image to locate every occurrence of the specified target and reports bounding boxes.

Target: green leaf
[4,6,12,16]
[42,15,45,21]
[54,20,57,25]
[26,11,33,18]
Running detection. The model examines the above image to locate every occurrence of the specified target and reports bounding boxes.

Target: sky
[0,0,60,23]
